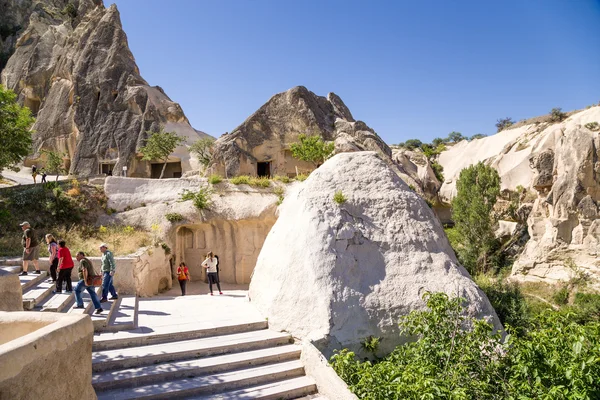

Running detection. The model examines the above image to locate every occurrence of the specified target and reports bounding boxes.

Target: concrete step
[92,329,293,372]
[92,320,269,352]
[187,376,318,400]
[67,286,103,315]
[18,271,48,291]
[95,360,306,400]
[22,280,54,310]
[1,265,22,274]
[95,295,137,333]
[93,344,302,391]
[39,291,74,312]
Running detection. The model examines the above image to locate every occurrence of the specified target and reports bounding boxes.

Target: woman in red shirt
[177,262,191,296]
[54,240,74,293]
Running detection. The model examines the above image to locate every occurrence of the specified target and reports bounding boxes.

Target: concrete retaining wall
[0,269,23,311]
[0,312,96,400]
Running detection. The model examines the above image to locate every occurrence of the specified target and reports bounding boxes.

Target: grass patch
[273,175,291,183]
[249,176,270,188]
[296,173,309,182]
[208,174,222,184]
[333,190,347,205]
[230,175,250,185]
[165,212,184,223]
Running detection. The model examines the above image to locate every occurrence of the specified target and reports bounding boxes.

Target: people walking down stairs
[74,251,104,314]
[99,243,118,303]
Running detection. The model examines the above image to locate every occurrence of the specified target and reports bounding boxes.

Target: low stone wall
[0,269,22,311]
[0,312,96,400]
[300,341,357,400]
[5,246,171,297]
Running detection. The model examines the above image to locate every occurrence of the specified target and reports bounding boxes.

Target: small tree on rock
[0,85,34,175]
[42,149,66,181]
[451,162,500,274]
[447,131,465,143]
[289,134,334,167]
[496,117,514,132]
[189,137,215,168]
[139,128,184,179]
[550,107,567,122]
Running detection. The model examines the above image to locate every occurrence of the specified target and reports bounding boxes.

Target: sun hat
[99,243,109,248]
[19,221,30,227]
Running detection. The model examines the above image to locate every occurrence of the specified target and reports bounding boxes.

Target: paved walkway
[94,282,264,343]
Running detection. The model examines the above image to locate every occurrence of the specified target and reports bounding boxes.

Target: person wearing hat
[99,243,118,302]
[19,221,41,275]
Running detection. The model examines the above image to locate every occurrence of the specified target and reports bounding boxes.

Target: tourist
[45,234,58,282]
[19,221,41,275]
[41,170,47,183]
[177,262,191,296]
[99,243,118,303]
[74,252,103,314]
[31,165,37,184]
[54,240,74,293]
[201,251,222,295]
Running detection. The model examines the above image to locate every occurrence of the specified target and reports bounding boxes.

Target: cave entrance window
[257,162,271,177]
[100,163,115,175]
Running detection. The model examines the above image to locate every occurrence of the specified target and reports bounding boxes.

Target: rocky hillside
[210,86,420,187]
[0,0,208,176]
[395,106,600,286]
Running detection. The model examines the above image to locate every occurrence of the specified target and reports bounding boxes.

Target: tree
[451,162,500,274]
[139,128,184,179]
[189,137,215,168]
[496,117,514,132]
[289,134,334,167]
[403,139,422,150]
[0,85,34,175]
[447,131,465,143]
[431,137,445,147]
[550,107,567,122]
[41,149,66,181]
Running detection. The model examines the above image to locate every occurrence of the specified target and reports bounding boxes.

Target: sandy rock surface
[249,151,500,356]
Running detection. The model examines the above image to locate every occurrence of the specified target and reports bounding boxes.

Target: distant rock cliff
[0,0,208,176]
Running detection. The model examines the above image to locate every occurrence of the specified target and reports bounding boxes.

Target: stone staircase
[3,265,136,333]
[91,321,318,399]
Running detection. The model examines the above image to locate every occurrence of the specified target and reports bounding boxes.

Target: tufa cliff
[0,0,209,177]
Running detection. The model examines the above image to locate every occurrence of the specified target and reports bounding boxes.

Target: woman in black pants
[177,262,190,296]
[201,251,222,295]
[54,240,74,293]
[45,234,58,282]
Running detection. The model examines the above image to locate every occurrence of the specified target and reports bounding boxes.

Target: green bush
[333,190,347,205]
[552,286,570,305]
[165,212,184,223]
[584,121,599,131]
[475,275,529,329]
[402,139,422,150]
[273,175,291,183]
[230,175,250,185]
[331,292,600,400]
[430,161,444,182]
[249,176,270,188]
[180,187,211,210]
[360,336,380,354]
[550,107,567,122]
[208,174,222,184]
[496,117,515,132]
[161,242,171,255]
[296,173,309,182]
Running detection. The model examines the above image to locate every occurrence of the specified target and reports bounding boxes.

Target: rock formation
[210,86,404,180]
[249,151,501,357]
[0,0,209,177]
[435,106,600,286]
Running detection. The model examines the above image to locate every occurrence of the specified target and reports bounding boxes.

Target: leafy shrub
[273,175,291,183]
[360,336,380,354]
[106,208,117,215]
[161,242,171,255]
[552,286,570,305]
[165,213,184,223]
[274,187,285,205]
[180,187,212,210]
[476,275,529,329]
[470,133,486,140]
[430,161,444,182]
[249,176,271,188]
[290,134,335,166]
[496,117,515,132]
[584,121,599,131]
[333,190,347,205]
[230,175,250,185]
[331,292,600,400]
[296,173,308,182]
[550,107,567,122]
[122,226,135,234]
[447,131,465,143]
[208,174,222,184]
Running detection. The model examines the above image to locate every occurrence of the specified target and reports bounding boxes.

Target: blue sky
[112,0,600,144]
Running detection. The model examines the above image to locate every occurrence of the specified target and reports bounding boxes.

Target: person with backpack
[176,262,191,296]
[74,252,103,314]
[201,251,222,295]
